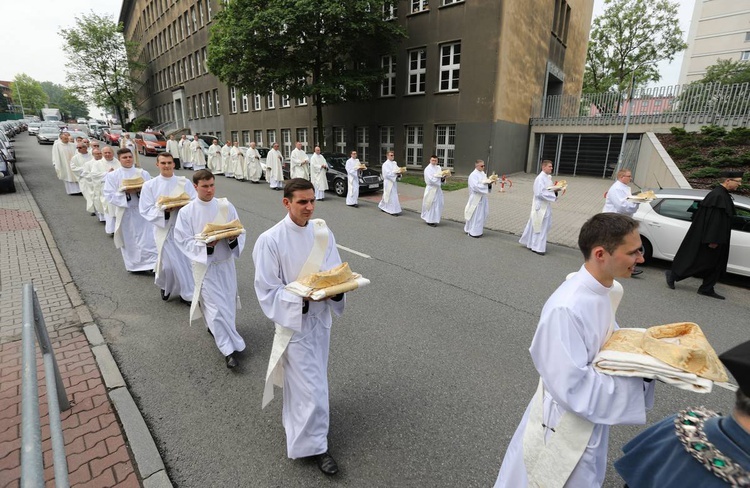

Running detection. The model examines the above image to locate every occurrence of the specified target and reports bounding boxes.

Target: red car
[135,131,167,156]
[102,128,123,145]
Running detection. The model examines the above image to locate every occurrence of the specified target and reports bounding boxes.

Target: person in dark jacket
[665,171,745,299]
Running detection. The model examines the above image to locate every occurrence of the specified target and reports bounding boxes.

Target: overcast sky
[0,0,695,107]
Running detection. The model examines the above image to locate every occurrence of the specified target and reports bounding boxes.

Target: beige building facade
[120,0,594,175]
[679,0,750,85]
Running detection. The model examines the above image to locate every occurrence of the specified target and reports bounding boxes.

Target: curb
[16,170,172,487]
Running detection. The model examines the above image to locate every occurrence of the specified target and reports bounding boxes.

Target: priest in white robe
[174,170,246,368]
[179,135,192,169]
[81,148,109,222]
[252,178,346,476]
[603,169,644,277]
[139,153,197,303]
[421,155,444,226]
[519,160,557,255]
[266,142,284,190]
[464,160,491,238]
[230,142,245,181]
[221,141,232,177]
[166,135,181,169]
[122,134,140,167]
[245,142,263,184]
[100,147,121,234]
[290,142,310,180]
[378,151,402,216]
[345,150,361,207]
[309,146,328,200]
[191,135,206,170]
[207,139,223,174]
[103,149,158,272]
[69,143,93,213]
[494,213,653,488]
[52,132,80,194]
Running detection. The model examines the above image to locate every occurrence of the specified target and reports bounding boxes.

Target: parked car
[28,122,41,135]
[37,126,61,144]
[0,138,15,164]
[283,152,384,197]
[0,132,15,161]
[0,153,15,193]
[135,131,167,155]
[102,128,123,145]
[633,188,750,277]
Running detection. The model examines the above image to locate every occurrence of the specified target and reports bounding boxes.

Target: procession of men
[44,128,748,485]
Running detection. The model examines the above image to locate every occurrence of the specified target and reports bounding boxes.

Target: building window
[199,93,205,117]
[187,99,193,120]
[241,93,249,112]
[405,125,423,166]
[742,51,750,61]
[178,19,184,41]
[214,89,220,114]
[216,131,222,141]
[296,96,307,106]
[356,127,369,163]
[442,0,463,5]
[746,32,750,42]
[167,25,173,48]
[411,0,428,13]
[439,42,460,92]
[184,12,191,36]
[334,127,346,154]
[435,125,455,168]
[267,129,277,146]
[380,126,394,162]
[313,128,320,147]
[207,91,213,116]
[408,49,426,95]
[253,94,261,111]
[381,55,396,97]
[267,91,275,109]
[191,6,198,31]
[193,96,199,120]
[281,94,291,107]
[198,1,205,26]
[383,2,397,20]
[242,131,250,146]
[189,54,195,78]
[195,50,202,75]
[296,128,309,150]
[281,129,292,158]
[231,131,239,143]
[254,130,263,146]
[230,87,238,113]
[207,0,212,21]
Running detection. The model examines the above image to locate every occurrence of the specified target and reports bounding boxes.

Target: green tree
[40,81,90,120]
[59,12,143,127]
[583,0,687,96]
[701,59,750,85]
[10,73,49,115]
[207,0,405,150]
[0,93,10,113]
[674,59,750,115]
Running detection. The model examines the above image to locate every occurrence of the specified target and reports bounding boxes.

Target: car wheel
[640,237,653,264]
[11,162,17,175]
[334,178,347,197]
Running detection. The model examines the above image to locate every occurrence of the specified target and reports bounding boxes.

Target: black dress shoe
[468,234,482,238]
[225,353,238,368]
[160,289,170,301]
[630,269,643,277]
[313,452,338,476]
[207,328,214,338]
[426,222,437,227]
[348,204,358,208]
[698,289,725,300]
[665,270,675,290]
[532,250,546,256]
[179,297,192,305]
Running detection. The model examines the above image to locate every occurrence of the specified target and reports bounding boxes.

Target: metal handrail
[21,283,70,487]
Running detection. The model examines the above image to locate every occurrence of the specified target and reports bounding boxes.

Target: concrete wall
[634,132,691,190]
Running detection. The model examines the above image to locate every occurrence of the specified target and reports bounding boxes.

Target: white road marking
[336,244,371,259]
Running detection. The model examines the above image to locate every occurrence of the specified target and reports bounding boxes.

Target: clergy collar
[283,213,309,231]
[578,264,612,296]
[196,197,214,205]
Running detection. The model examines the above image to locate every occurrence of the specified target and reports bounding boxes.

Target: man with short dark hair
[603,169,643,276]
[253,178,347,476]
[494,213,654,488]
[666,171,745,299]
[421,155,444,226]
[174,170,246,368]
[519,160,557,255]
[615,339,750,487]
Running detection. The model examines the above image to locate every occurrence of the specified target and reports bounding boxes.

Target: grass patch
[400,173,468,191]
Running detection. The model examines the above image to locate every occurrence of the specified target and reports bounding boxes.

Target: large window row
[151,48,209,93]
[140,0,214,60]
[381,41,461,97]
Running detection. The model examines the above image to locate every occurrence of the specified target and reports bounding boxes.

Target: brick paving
[0,173,141,486]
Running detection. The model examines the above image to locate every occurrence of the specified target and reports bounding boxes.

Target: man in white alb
[191,135,206,170]
[378,151,401,216]
[494,212,654,488]
[69,142,93,213]
[421,155,444,227]
[253,178,346,476]
[245,141,263,184]
[290,141,310,180]
[81,148,108,223]
[603,169,643,276]
[345,150,361,207]
[166,134,181,169]
[52,131,79,194]
[100,146,121,235]
[208,139,223,175]
[464,160,492,238]
[266,142,285,190]
[309,146,328,200]
[519,160,557,255]
[139,152,197,303]
[230,141,245,181]
[103,149,158,272]
[174,170,246,368]
[179,135,192,170]
[221,140,232,177]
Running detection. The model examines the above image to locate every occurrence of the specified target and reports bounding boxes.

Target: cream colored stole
[189,198,230,323]
[464,192,482,221]
[262,219,329,409]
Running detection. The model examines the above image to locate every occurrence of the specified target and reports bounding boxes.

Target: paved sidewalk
[0,172,169,487]
[363,171,615,247]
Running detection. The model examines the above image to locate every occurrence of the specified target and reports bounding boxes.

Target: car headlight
[358,177,364,183]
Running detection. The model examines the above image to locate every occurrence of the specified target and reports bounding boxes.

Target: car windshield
[29,123,41,127]
[110,129,123,135]
[40,127,59,134]
[143,133,165,142]
[257,148,269,157]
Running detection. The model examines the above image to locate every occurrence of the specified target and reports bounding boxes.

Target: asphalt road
[14,135,750,487]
